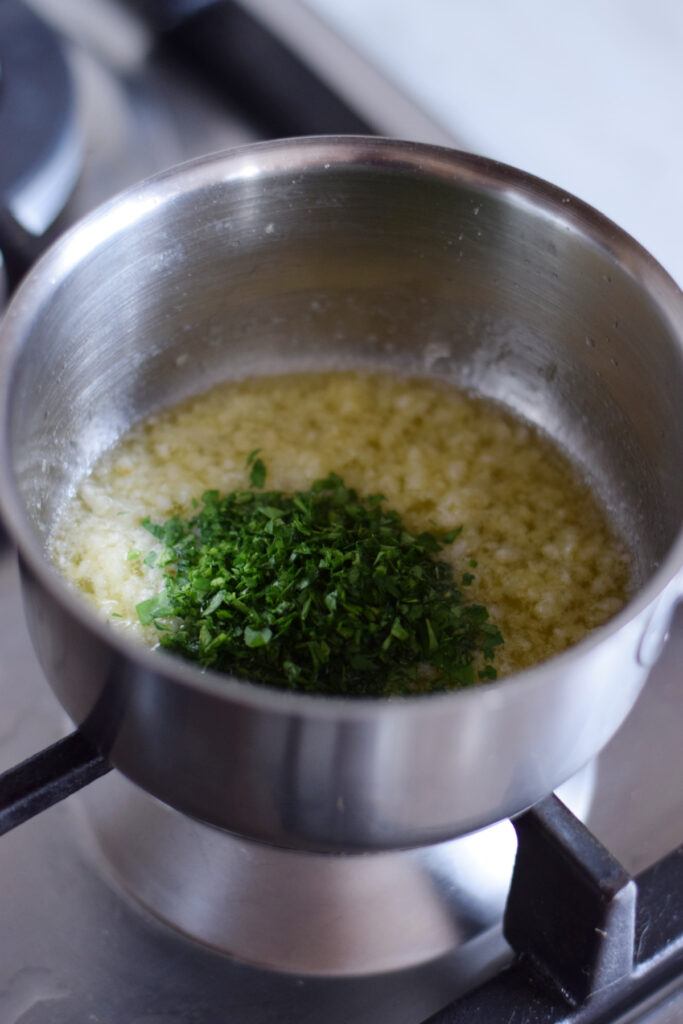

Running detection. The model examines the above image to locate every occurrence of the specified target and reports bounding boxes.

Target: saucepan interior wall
[7,161,681,585]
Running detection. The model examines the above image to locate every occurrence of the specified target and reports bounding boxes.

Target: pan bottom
[76,763,594,978]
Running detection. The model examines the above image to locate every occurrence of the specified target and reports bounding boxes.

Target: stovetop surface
[0,550,681,1024]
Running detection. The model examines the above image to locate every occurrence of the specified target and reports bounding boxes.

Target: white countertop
[306,0,683,289]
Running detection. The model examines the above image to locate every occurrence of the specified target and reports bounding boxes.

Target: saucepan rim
[1,135,682,720]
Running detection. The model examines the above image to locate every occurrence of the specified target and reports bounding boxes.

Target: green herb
[441,527,463,544]
[136,464,503,696]
[136,593,175,627]
[246,449,267,489]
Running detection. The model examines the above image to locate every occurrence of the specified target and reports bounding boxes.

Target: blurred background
[1,0,682,293]
[309,0,683,287]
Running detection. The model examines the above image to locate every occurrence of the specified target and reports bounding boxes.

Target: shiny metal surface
[615,978,683,1024]
[1,138,682,852]
[81,763,593,974]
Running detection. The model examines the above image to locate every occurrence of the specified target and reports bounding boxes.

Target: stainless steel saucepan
[0,137,682,852]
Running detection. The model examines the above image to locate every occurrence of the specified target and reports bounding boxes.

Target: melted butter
[51,371,630,678]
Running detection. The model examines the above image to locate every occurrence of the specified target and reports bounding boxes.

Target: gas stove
[1,2,682,1022]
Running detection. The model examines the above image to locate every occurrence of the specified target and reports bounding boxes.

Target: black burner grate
[428,796,683,1023]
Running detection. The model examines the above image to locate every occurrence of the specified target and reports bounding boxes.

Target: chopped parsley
[246,448,267,489]
[135,463,503,696]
